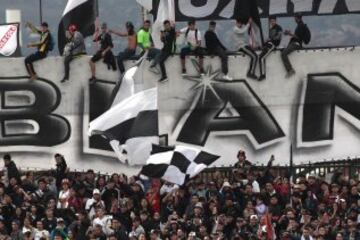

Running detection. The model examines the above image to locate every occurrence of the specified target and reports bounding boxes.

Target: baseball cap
[93,189,100,195]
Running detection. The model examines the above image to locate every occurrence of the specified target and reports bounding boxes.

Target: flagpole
[289,144,294,206]
[39,0,43,24]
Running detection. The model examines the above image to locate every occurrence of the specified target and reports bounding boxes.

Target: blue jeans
[117,48,136,73]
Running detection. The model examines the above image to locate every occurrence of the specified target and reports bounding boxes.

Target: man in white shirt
[85,189,105,219]
[92,207,113,235]
[33,221,50,240]
[179,20,205,76]
[233,17,258,79]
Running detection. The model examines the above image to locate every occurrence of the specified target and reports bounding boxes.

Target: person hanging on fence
[258,16,283,81]
[233,17,258,80]
[24,22,53,80]
[61,24,86,83]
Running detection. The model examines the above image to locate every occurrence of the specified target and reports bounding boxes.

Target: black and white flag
[140,145,219,185]
[58,0,98,54]
[88,87,159,165]
[0,23,20,57]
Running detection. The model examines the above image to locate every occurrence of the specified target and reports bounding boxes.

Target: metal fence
[10,157,360,182]
[199,157,360,182]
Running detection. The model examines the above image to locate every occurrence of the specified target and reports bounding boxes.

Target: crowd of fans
[0,152,359,240]
[24,13,311,83]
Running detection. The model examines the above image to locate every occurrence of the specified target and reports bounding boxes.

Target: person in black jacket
[258,16,283,81]
[3,154,21,185]
[150,20,176,83]
[205,21,232,81]
[54,154,68,191]
[281,13,309,78]
[89,22,115,83]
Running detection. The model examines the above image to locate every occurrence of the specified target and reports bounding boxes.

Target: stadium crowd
[0,152,359,240]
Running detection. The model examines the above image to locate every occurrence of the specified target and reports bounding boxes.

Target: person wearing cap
[282,13,310,78]
[57,178,70,209]
[50,218,68,240]
[258,16,283,81]
[234,150,252,170]
[89,22,116,83]
[24,21,51,80]
[110,21,137,75]
[61,24,86,82]
[205,21,232,81]
[85,188,105,219]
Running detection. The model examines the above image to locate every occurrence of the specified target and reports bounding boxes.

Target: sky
[1,0,360,56]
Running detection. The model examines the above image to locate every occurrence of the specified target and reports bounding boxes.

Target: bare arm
[110,29,128,37]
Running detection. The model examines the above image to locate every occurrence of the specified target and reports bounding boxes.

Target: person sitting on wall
[258,16,283,81]
[178,20,205,76]
[233,17,258,80]
[281,13,311,78]
[137,20,161,62]
[110,21,137,75]
[24,22,52,80]
[61,24,86,83]
[149,20,177,83]
[205,21,233,81]
[89,22,116,84]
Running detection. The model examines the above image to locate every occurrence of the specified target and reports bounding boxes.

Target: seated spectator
[24,22,52,80]
[233,17,258,79]
[137,20,161,62]
[110,21,137,75]
[179,19,205,76]
[149,20,176,83]
[258,16,283,81]
[282,13,311,78]
[89,22,116,83]
[61,24,86,83]
[205,21,232,81]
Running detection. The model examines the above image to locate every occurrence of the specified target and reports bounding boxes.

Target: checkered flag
[140,145,219,185]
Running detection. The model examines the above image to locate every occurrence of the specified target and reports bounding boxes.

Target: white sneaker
[222,75,233,81]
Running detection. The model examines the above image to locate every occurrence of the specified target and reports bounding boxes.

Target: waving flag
[89,87,159,165]
[140,145,219,185]
[58,0,98,54]
[0,23,20,57]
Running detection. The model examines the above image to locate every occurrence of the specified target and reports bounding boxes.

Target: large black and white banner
[1,48,360,173]
[0,23,21,57]
[146,0,360,21]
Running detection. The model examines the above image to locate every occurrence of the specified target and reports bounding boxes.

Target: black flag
[58,0,98,54]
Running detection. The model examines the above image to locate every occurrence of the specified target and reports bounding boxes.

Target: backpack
[47,32,55,51]
[303,24,311,45]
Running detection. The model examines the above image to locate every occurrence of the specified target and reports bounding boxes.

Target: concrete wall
[0,48,360,173]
